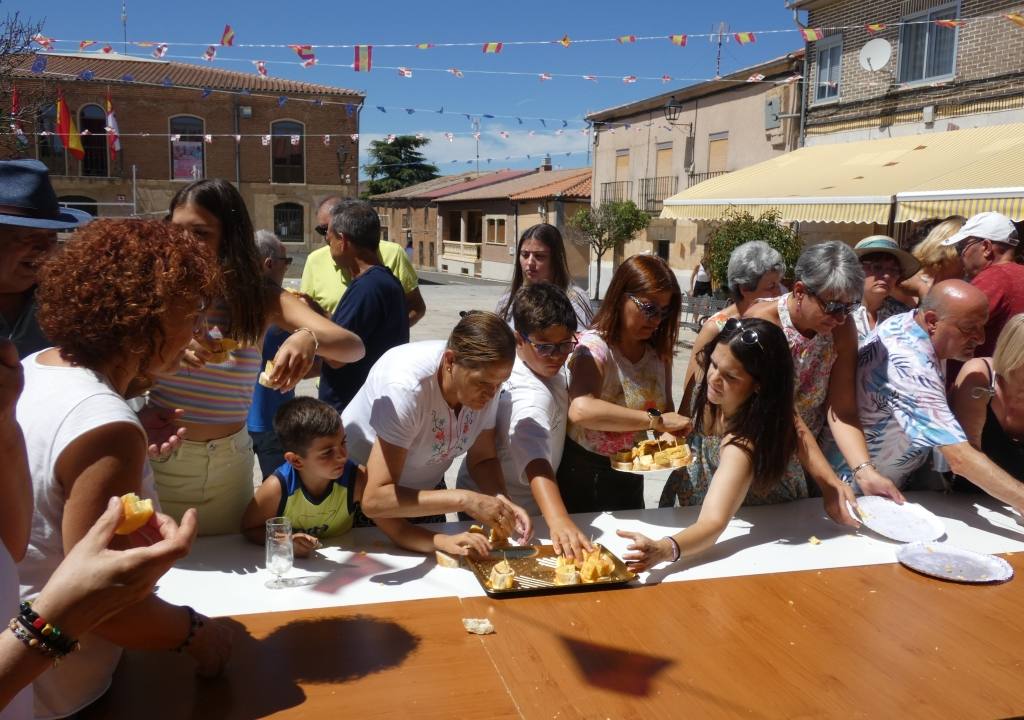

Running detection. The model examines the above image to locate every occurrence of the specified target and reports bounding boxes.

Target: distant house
[586,50,804,281]
[6,51,363,261]
[431,161,591,283]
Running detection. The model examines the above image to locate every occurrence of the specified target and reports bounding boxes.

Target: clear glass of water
[265,516,293,588]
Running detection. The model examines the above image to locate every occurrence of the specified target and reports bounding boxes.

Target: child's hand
[291,533,321,557]
[547,516,592,562]
[435,531,491,559]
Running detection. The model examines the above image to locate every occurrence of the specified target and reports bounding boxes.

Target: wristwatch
[646,407,662,430]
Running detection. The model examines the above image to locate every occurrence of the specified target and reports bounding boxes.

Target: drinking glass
[265,517,294,588]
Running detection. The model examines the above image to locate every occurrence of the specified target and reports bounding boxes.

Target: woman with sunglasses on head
[344,311,532,559]
[557,255,687,512]
[746,241,904,509]
[146,179,365,536]
[618,318,799,570]
[496,223,593,332]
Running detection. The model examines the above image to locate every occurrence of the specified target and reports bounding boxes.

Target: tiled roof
[418,170,535,199]
[371,172,483,200]
[509,169,591,201]
[437,168,591,202]
[14,52,363,98]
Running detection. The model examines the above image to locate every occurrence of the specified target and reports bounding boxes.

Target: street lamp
[663,97,683,124]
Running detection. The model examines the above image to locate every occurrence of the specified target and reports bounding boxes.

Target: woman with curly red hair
[146,180,365,536]
[15,219,232,718]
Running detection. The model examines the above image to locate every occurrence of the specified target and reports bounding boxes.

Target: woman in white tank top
[16,219,231,718]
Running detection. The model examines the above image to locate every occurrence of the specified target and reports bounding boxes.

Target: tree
[0,12,48,158]
[567,200,649,301]
[704,209,801,291]
[363,135,439,197]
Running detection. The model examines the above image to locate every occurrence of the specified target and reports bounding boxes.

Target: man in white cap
[941,211,1023,357]
[0,159,91,358]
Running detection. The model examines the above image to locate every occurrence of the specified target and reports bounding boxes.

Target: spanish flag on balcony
[934,19,963,29]
[733,32,756,44]
[55,90,85,160]
[669,34,687,46]
[1005,13,1024,28]
[354,45,372,71]
[482,42,503,53]
[618,35,636,44]
[800,27,824,41]
[220,25,235,46]
[866,23,887,32]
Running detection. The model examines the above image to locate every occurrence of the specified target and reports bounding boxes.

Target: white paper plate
[853,496,945,543]
[897,542,1014,584]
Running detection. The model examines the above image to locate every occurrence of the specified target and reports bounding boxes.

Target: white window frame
[168,115,206,182]
[813,35,843,104]
[484,214,508,246]
[270,119,306,185]
[896,1,960,86]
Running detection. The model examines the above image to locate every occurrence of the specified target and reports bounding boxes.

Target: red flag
[800,27,824,41]
[31,34,55,50]
[734,32,756,44]
[101,45,113,54]
[660,74,672,83]
[220,24,235,46]
[622,75,637,83]
[669,34,687,47]
[253,60,268,77]
[11,85,27,147]
[79,40,96,51]
[105,89,120,160]
[582,74,597,82]
[482,42,503,53]
[353,45,372,72]
[866,23,887,33]
[152,43,168,58]
[934,19,962,29]
[203,45,217,62]
[289,44,316,65]
[55,90,85,160]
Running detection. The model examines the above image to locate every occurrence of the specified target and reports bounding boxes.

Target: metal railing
[686,170,730,188]
[638,176,679,214]
[600,180,633,204]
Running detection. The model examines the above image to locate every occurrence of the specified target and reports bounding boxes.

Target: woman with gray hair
[747,241,904,513]
[680,241,785,402]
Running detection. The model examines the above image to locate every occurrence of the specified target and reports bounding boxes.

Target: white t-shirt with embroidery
[456,356,569,515]
[342,340,499,490]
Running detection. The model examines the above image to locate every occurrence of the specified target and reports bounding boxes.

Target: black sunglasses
[314,223,329,237]
[722,317,763,351]
[628,294,673,321]
[519,333,578,358]
[807,290,860,318]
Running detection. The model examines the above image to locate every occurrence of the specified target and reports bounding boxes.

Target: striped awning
[661,122,1024,225]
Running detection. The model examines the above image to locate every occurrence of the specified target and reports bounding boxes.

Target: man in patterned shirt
[824,280,1024,514]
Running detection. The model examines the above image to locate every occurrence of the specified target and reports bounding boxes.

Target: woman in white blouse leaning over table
[343,311,532,559]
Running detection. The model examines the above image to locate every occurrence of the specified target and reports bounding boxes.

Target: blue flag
[30,55,47,74]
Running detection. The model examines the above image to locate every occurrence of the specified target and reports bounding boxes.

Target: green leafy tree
[567,200,649,301]
[363,135,439,196]
[705,209,801,292]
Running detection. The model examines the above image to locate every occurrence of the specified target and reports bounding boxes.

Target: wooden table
[81,554,1024,719]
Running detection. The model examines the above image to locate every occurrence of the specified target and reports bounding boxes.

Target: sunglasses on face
[519,333,578,358]
[314,224,329,237]
[807,290,860,319]
[860,260,901,278]
[628,294,673,321]
[955,237,983,256]
[722,317,764,351]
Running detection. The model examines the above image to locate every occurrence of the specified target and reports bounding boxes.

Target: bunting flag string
[35,11,1024,54]
[482,42,503,53]
[353,44,372,71]
[799,27,824,42]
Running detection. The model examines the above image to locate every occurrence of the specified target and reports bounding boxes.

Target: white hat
[941,211,1019,247]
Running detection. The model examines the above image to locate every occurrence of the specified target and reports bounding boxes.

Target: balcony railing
[441,241,482,262]
[686,170,730,188]
[638,176,679,214]
[600,180,633,204]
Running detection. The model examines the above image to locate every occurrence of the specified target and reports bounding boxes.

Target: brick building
[791,0,1024,144]
[6,51,363,262]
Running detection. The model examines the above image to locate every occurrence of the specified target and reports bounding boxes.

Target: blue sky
[17,0,804,175]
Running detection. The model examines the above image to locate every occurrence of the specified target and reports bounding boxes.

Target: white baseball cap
[941,211,1019,247]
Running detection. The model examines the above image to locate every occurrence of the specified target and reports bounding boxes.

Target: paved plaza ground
[281,275,695,509]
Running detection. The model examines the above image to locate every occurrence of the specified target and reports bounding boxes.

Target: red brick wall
[804,0,1024,127]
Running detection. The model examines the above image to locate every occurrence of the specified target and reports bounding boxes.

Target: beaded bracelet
[663,536,681,563]
[174,605,204,653]
[9,619,64,661]
[18,601,80,656]
[293,327,319,354]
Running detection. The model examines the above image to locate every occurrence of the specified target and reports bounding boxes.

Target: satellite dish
[859,39,892,71]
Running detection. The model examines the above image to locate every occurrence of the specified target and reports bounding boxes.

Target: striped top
[149,302,262,424]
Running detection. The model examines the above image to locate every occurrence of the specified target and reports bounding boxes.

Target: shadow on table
[370,556,433,586]
[559,636,673,697]
[83,615,421,720]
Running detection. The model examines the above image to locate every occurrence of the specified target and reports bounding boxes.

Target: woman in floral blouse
[557,255,689,512]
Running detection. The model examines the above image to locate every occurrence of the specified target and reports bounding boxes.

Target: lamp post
[664,97,683,124]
